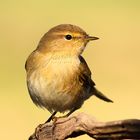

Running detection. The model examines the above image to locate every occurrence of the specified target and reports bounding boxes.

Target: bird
[25,24,113,122]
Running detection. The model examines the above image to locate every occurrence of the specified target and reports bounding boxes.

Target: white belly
[27,56,81,113]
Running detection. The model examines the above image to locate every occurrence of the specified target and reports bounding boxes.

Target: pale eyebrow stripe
[53,32,86,37]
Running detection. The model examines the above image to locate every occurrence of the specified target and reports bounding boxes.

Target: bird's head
[37,24,99,56]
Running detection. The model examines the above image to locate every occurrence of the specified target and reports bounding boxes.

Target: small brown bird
[25,24,113,122]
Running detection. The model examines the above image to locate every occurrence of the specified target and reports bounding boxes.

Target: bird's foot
[34,123,43,139]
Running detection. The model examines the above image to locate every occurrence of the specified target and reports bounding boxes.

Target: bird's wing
[25,50,36,71]
[79,55,113,102]
[25,50,52,73]
[79,55,95,87]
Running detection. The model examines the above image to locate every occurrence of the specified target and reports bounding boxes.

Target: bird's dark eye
[65,34,72,40]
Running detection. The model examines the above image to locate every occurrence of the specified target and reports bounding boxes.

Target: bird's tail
[93,87,113,103]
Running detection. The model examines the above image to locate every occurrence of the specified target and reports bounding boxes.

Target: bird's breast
[48,56,80,76]
[27,55,81,112]
[44,56,81,93]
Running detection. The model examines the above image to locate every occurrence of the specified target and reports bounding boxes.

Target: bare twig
[29,113,140,140]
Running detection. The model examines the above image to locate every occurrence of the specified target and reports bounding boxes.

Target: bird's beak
[86,35,99,41]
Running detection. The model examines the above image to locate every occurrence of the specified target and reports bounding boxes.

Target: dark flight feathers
[79,55,113,103]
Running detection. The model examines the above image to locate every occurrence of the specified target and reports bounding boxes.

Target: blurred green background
[0,0,140,139]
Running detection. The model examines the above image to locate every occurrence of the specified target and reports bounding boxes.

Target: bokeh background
[0,0,140,139]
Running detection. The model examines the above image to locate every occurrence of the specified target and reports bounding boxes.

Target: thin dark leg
[65,108,77,117]
[46,111,57,123]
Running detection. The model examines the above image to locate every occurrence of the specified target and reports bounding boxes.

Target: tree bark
[29,113,140,140]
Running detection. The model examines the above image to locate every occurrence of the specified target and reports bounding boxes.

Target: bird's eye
[65,34,72,40]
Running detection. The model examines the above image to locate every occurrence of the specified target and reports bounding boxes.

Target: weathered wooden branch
[29,113,140,140]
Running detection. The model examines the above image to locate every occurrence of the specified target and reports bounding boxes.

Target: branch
[29,113,140,140]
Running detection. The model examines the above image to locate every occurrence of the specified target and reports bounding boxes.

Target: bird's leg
[34,111,57,139]
[45,111,57,123]
[45,108,76,123]
[65,108,77,117]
